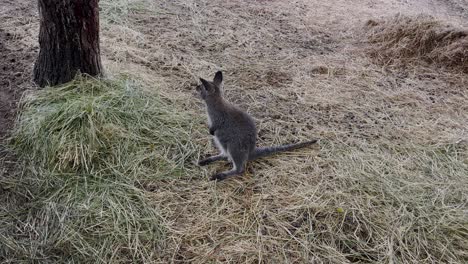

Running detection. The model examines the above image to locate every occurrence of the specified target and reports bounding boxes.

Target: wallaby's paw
[209,127,216,135]
[210,173,227,181]
[198,159,211,166]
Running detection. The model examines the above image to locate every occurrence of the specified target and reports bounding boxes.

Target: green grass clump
[1,171,164,263]
[101,0,153,25]
[11,74,197,178]
[1,75,201,262]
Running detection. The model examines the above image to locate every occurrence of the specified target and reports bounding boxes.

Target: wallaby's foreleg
[198,154,227,166]
[210,150,247,181]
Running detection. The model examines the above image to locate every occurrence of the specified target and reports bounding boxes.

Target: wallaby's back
[208,100,257,157]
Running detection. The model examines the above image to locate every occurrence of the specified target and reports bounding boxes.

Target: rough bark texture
[33,0,102,87]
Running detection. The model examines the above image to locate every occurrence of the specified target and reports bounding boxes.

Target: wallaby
[196,71,318,181]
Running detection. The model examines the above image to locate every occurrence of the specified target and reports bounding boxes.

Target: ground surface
[0,0,37,141]
[1,0,468,263]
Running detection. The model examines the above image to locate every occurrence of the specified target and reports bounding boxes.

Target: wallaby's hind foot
[210,168,245,181]
[198,154,227,166]
[211,149,248,181]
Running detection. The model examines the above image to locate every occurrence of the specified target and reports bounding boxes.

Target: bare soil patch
[0,0,38,141]
[0,0,38,211]
[0,29,36,140]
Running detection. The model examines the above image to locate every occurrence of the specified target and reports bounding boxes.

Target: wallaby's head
[196,71,223,100]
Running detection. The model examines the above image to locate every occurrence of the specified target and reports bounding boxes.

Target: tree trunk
[33,0,102,87]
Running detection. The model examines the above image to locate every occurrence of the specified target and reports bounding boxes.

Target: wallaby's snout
[194,83,205,99]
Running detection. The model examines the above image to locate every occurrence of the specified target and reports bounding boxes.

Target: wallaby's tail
[249,139,318,161]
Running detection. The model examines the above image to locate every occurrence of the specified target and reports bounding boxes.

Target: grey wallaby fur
[196,71,318,181]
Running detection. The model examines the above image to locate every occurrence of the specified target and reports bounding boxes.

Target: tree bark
[33,0,102,87]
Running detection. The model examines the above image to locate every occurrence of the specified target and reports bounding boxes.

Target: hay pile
[11,75,197,175]
[366,15,468,72]
[0,75,202,262]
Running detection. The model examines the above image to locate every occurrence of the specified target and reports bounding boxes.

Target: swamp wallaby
[196,71,317,181]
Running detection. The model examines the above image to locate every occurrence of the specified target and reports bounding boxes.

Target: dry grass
[150,143,468,263]
[365,14,468,73]
[96,0,468,262]
[1,0,468,263]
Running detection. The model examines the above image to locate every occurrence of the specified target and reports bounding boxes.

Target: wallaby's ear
[199,78,210,89]
[213,71,223,87]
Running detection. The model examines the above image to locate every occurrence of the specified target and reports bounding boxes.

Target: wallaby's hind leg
[198,154,228,166]
[210,149,248,181]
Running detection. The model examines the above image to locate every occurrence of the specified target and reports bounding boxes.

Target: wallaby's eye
[205,85,215,94]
